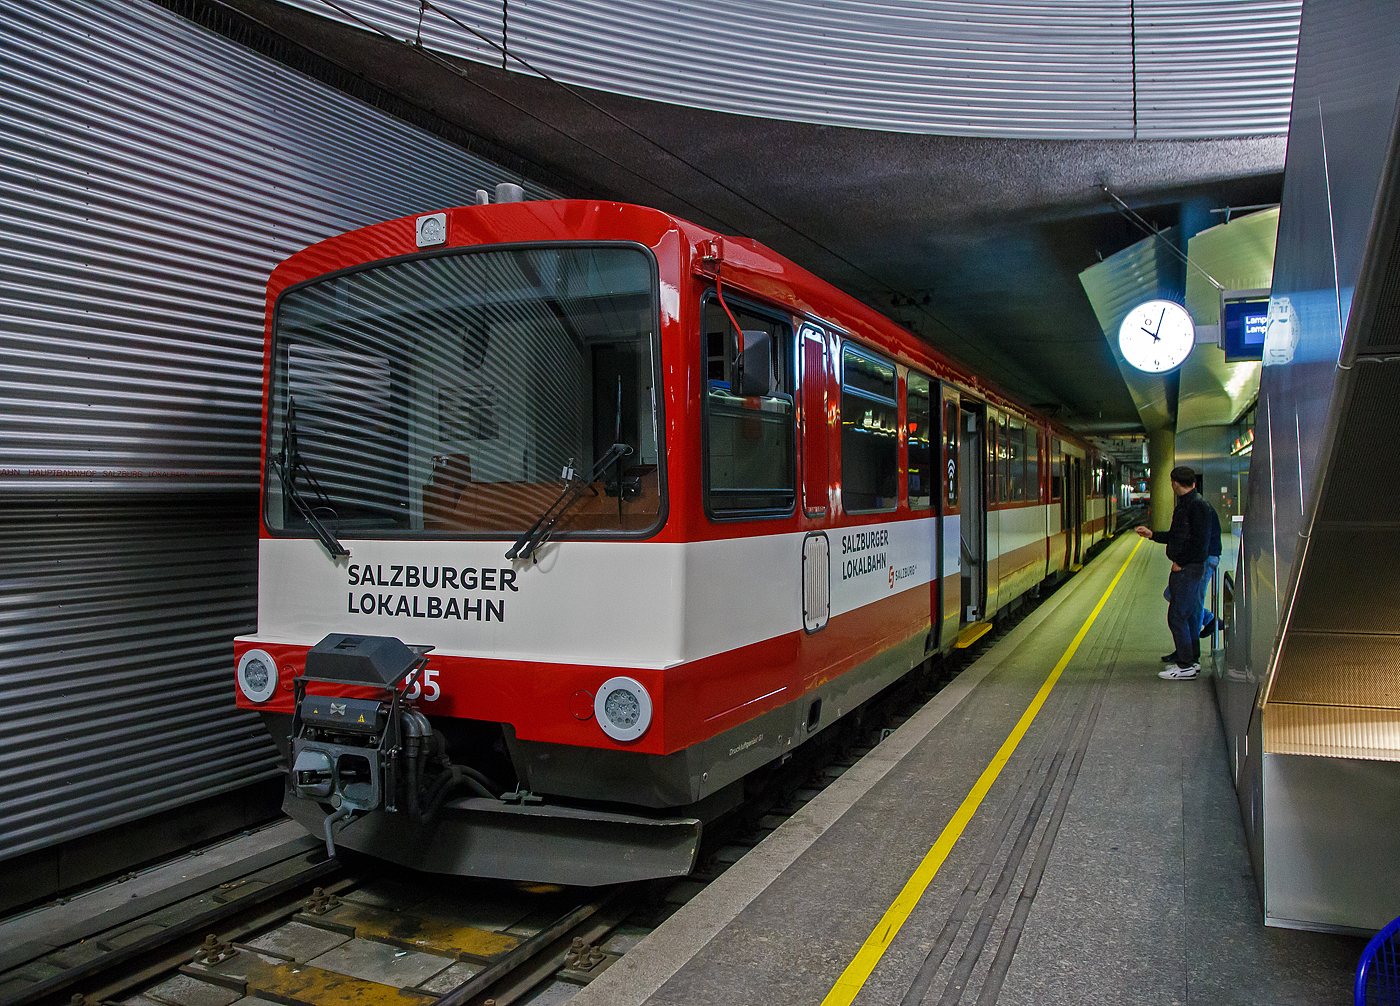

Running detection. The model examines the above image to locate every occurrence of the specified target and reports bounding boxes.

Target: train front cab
[237,205,1112,886]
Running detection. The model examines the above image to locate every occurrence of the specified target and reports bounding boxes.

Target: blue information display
[1221,294,1268,361]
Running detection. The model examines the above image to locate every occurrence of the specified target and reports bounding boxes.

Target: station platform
[573,533,1366,1006]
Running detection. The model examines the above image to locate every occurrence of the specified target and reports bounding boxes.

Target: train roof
[268,199,1100,456]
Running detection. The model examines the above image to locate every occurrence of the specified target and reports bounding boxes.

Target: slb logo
[889,564,918,590]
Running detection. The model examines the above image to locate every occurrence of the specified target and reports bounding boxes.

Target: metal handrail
[1211,567,1220,651]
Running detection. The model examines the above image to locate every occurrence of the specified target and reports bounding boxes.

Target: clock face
[1118,300,1195,373]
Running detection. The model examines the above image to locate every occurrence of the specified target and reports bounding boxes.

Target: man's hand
[1171,562,1182,572]
[1135,526,1153,539]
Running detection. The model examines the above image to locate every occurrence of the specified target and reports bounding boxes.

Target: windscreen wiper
[506,442,633,562]
[275,396,350,559]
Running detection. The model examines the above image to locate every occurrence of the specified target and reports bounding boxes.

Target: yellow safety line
[820,537,1144,1006]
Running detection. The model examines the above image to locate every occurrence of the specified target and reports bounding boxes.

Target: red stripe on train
[235,587,931,756]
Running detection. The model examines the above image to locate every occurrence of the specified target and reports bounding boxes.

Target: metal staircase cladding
[1227,0,1400,934]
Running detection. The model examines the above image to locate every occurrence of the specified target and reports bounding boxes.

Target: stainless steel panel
[284,0,1299,140]
[0,495,276,862]
[1240,0,1400,698]
[0,0,557,493]
[1262,752,1400,932]
[1173,423,1238,527]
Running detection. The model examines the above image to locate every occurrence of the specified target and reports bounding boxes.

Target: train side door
[959,402,986,624]
[799,325,831,633]
[903,370,938,649]
[1069,455,1084,564]
[799,324,831,517]
[940,385,963,643]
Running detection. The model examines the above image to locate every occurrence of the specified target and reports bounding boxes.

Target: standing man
[1135,466,1214,680]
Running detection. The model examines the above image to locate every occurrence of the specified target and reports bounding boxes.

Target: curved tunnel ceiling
[284,0,1302,139]
[184,0,1299,434]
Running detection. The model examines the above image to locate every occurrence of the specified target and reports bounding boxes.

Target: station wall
[1232,0,1400,932]
[0,0,556,902]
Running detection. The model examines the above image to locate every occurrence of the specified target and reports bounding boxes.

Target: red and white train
[233,196,1116,884]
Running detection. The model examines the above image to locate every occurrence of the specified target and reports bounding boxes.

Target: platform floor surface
[586,534,1365,1006]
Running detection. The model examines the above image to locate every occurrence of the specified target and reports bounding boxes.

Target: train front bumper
[282,789,701,886]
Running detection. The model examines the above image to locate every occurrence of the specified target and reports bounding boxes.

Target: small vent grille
[1370,258,1400,354]
[1290,523,1400,634]
[1263,703,1400,761]
[1318,365,1400,523]
[1359,111,1400,354]
[1272,631,1400,707]
[802,533,830,634]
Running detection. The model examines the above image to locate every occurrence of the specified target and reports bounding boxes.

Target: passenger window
[702,299,795,516]
[1050,437,1062,502]
[841,344,898,512]
[996,414,1009,504]
[986,410,998,503]
[1062,452,1073,530]
[1028,428,1042,502]
[1008,416,1025,503]
[907,372,933,510]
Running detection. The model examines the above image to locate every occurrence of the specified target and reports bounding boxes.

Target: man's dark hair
[1170,466,1197,488]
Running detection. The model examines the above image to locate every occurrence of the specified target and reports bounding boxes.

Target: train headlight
[237,648,279,704]
[594,676,652,742]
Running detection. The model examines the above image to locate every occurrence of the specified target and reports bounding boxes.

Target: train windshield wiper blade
[506,442,632,562]
[276,396,350,559]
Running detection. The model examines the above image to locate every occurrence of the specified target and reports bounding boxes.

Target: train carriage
[233,196,1115,884]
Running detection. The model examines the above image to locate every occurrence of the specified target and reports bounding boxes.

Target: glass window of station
[266,244,663,540]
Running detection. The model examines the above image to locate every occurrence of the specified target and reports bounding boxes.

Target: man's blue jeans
[1167,562,1207,665]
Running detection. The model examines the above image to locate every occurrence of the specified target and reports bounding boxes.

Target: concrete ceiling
[204,0,1287,435]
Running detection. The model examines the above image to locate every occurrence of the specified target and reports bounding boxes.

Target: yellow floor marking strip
[186,954,438,1006]
[820,538,1143,1006]
[311,902,521,959]
[954,622,994,649]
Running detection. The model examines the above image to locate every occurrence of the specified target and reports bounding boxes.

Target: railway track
[1,571,1070,1006]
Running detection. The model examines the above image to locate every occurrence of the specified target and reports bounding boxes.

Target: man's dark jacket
[1150,490,1213,566]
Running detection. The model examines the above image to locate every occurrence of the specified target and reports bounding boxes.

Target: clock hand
[1154,307,1166,337]
[1141,325,1160,341]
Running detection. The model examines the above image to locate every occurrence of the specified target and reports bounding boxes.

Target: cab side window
[702,299,795,516]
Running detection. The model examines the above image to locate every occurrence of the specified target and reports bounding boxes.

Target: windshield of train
[265,245,662,541]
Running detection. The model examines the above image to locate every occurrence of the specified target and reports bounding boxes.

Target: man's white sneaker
[1158,663,1200,680]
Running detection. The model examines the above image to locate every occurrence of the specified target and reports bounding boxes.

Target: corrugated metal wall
[292,0,1301,139]
[0,497,267,860]
[0,0,558,861]
[1,0,555,492]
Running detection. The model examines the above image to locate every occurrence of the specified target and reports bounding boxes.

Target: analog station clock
[1118,299,1195,373]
